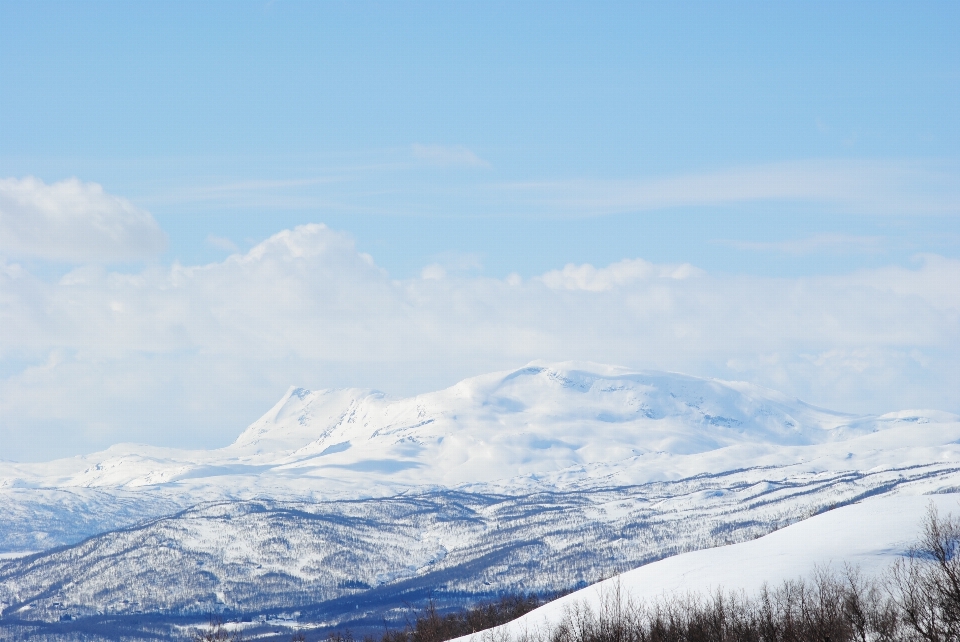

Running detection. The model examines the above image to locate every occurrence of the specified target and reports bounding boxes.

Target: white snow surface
[457,493,960,642]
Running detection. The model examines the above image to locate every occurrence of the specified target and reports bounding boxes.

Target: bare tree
[191,616,246,642]
[891,504,960,642]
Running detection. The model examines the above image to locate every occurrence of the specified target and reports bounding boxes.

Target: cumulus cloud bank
[2,223,959,461]
[0,177,166,262]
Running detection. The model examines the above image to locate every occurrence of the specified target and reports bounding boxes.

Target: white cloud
[0,177,167,262]
[2,223,959,460]
[411,144,490,168]
[420,252,483,280]
[421,264,446,280]
[539,258,703,292]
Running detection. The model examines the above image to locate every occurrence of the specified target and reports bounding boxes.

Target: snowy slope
[456,492,960,642]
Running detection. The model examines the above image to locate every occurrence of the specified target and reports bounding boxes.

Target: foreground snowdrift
[456,493,960,642]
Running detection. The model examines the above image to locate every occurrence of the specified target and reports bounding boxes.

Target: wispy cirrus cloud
[116,157,959,221]
[502,160,960,217]
[206,235,240,253]
[411,144,490,168]
[192,176,346,193]
[714,234,888,256]
[151,175,348,205]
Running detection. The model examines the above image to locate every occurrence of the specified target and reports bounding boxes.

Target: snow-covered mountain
[1,362,959,640]
[0,362,899,494]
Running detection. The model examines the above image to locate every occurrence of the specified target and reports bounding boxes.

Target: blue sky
[4,1,958,276]
[1,1,959,460]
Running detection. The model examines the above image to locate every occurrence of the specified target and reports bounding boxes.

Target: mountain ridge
[3,361,957,515]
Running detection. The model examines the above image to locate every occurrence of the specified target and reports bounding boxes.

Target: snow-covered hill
[455,492,960,642]
[1,362,959,640]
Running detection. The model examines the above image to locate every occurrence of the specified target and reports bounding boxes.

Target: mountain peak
[220,362,871,487]
[231,386,387,454]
